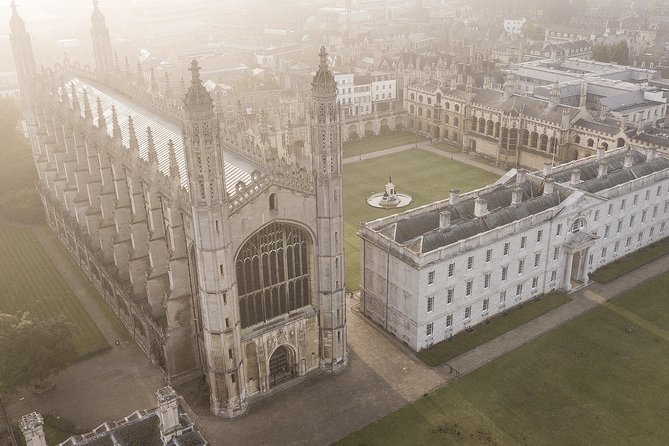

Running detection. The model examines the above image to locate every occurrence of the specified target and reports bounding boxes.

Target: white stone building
[503,18,526,35]
[335,71,397,117]
[359,146,669,351]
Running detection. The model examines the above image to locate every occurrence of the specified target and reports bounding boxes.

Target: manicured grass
[342,131,427,159]
[338,271,669,446]
[343,150,499,289]
[43,422,74,445]
[591,235,669,283]
[0,223,109,357]
[417,292,571,367]
[51,234,133,343]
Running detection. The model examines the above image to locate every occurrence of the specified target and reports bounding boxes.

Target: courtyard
[342,149,499,289]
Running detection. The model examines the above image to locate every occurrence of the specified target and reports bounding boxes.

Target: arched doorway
[269,345,296,388]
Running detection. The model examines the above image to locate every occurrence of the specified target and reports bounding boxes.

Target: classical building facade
[10,2,347,418]
[405,67,668,171]
[359,146,669,351]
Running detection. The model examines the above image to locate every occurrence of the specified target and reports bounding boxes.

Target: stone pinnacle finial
[96,97,106,130]
[70,83,81,115]
[147,126,158,165]
[93,0,99,11]
[127,116,139,154]
[111,105,121,139]
[168,139,180,179]
[318,46,328,69]
[150,67,158,92]
[136,61,143,83]
[83,89,93,121]
[189,59,201,86]
[10,1,17,16]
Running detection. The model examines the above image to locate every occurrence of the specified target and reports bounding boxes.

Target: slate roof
[552,149,647,184]
[472,90,578,124]
[633,132,669,147]
[574,157,669,193]
[58,406,207,446]
[573,118,620,135]
[66,77,256,195]
[385,180,565,254]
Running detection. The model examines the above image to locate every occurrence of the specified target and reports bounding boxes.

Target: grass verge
[0,223,109,357]
[338,270,669,446]
[591,235,669,283]
[417,292,571,367]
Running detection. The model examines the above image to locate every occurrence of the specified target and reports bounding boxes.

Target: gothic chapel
[9,1,347,417]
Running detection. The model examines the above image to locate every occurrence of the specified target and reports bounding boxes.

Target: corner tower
[310,47,348,372]
[91,0,114,77]
[182,60,247,418]
[9,1,37,105]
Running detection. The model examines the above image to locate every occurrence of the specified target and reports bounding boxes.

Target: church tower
[9,1,37,105]
[310,47,348,372]
[182,60,247,418]
[91,0,114,78]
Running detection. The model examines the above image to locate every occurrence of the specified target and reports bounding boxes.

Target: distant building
[19,387,208,446]
[503,18,526,35]
[404,57,668,171]
[335,71,397,117]
[359,147,669,351]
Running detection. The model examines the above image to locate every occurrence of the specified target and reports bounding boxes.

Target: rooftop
[67,77,256,194]
[364,148,669,256]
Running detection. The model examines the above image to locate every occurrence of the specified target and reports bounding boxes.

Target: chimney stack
[20,413,47,446]
[156,387,181,442]
[597,161,609,178]
[449,188,460,205]
[544,177,555,194]
[646,147,657,161]
[511,187,523,206]
[624,149,634,168]
[516,168,527,185]
[542,162,553,177]
[474,197,488,217]
[439,210,451,229]
[570,169,581,185]
[596,148,605,160]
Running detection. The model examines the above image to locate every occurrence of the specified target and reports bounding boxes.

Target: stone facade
[360,147,669,351]
[9,3,347,418]
[405,73,668,171]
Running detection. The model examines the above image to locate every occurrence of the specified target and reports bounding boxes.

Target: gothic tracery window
[236,223,312,328]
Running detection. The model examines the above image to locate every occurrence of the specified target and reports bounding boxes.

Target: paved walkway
[342,142,508,177]
[443,253,669,377]
[342,141,427,164]
[420,145,507,176]
[5,224,165,433]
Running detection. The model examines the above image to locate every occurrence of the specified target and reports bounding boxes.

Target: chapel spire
[90,0,114,77]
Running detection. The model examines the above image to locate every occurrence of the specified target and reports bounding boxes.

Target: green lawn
[338,270,669,446]
[591,235,669,283]
[0,223,109,357]
[417,292,571,367]
[343,150,499,289]
[342,131,427,159]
